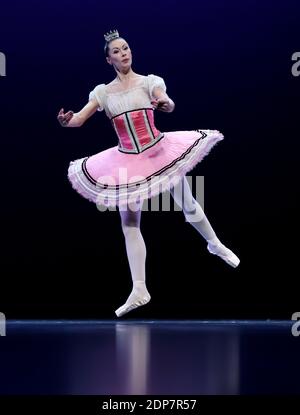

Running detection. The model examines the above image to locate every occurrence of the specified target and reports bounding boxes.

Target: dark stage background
[0,0,299,319]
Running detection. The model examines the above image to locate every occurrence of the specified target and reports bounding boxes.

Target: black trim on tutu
[81,130,207,190]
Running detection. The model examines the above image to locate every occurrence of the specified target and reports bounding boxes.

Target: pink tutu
[67,108,224,208]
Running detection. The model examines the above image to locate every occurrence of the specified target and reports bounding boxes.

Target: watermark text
[291,52,300,77]
[0,312,6,336]
[291,312,300,337]
[0,52,6,76]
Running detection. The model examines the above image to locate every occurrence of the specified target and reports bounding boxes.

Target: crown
[104,29,119,43]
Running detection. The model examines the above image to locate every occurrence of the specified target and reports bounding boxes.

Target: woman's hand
[57,108,74,127]
[151,97,171,112]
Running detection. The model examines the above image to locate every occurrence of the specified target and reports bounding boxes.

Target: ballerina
[57,29,240,317]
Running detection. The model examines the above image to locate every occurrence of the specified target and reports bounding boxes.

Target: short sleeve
[88,84,105,112]
[148,74,167,98]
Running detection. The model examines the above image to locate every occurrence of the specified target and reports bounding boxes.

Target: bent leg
[170,176,240,267]
[170,175,217,240]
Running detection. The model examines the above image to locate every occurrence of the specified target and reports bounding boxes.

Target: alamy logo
[291,312,300,337]
[0,312,6,336]
[291,52,300,77]
[0,52,6,76]
[95,173,205,222]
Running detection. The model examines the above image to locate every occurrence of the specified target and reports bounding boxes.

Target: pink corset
[111,108,164,154]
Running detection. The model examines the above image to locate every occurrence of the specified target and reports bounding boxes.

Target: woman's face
[106,38,132,71]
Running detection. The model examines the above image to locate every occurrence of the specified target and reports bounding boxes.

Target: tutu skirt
[67,129,224,208]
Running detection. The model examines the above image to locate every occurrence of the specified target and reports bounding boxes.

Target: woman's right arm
[57,98,101,127]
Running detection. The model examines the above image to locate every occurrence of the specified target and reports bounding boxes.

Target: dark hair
[104,37,126,58]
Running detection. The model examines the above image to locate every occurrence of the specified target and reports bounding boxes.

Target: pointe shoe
[207,238,240,268]
[115,294,151,317]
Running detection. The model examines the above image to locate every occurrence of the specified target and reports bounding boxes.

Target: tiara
[104,29,119,43]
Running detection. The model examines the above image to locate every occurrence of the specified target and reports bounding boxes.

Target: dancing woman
[57,30,240,317]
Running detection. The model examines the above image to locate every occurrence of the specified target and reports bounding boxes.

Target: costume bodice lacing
[110,108,164,154]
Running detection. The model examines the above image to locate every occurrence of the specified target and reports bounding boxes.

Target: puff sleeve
[88,84,105,112]
[148,74,167,99]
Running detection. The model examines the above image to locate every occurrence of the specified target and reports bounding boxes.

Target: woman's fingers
[64,111,73,120]
[57,114,68,126]
[57,109,65,120]
[150,98,170,111]
[151,101,158,109]
[64,113,73,124]
[58,108,65,117]
[57,109,73,126]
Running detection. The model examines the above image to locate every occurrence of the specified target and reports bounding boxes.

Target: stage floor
[0,320,299,395]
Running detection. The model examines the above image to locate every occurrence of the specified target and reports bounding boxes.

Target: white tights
[169,175,217,241]
[115,175,235,317]
[115,200,150,317]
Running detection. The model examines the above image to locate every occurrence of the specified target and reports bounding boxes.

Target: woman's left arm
[151,87,175,112]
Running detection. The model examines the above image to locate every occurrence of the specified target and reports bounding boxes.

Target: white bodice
[88,74,166,119]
